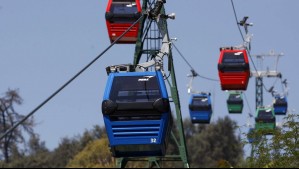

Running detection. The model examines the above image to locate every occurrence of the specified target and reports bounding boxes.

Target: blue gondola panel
[101,71,173,157]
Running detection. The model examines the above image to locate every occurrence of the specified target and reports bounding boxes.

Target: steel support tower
[115,0,189,168]
[251,51,283,109]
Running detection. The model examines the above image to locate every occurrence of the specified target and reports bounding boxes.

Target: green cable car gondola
[255,107,276,134]
[227,91,243,114]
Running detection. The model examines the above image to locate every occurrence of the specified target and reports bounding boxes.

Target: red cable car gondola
[105,0,142,44]
[218,48,250,90]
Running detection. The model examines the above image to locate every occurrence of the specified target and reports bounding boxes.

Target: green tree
[50,125,105,167]
[22,134,52,168]
[247,114,299,168]
[67,117,243,168]
[186,116,244,168]
[67,138,114,168]
[2,125,106,168]
[1,134,52,168]
[49,137,82,167]
[0,89,35,163]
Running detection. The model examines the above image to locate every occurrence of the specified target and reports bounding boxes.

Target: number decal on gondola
[151,138,157,143]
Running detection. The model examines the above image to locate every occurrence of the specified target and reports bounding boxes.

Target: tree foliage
[0,123,106,168]
[0,89,35,163]
[1,134,52,168]
[67,138,114,168]
[247,114,299,168]
[45,125,106,168]
[185,116,244,168]
[65,116,244,168]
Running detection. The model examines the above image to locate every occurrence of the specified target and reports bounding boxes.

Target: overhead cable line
[230,0,275,94]
[230,0,258,72]
[172,43,219,82]
[230,2,259,74]
[243,92,254,117]
[230,0,245,42]
[0,14,145,141]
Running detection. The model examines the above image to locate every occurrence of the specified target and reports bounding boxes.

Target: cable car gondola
[189,93,213,124]
[273,95,288,115]
[255,107,276,133]
[102,71,173,157]
[227,91,243,114]
[218,48,250,90]
[105,0,142,44]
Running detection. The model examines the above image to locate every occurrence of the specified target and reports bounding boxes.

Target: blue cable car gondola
[189,93,213,124]
[102,71,173,157]
[273,95,288,115]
